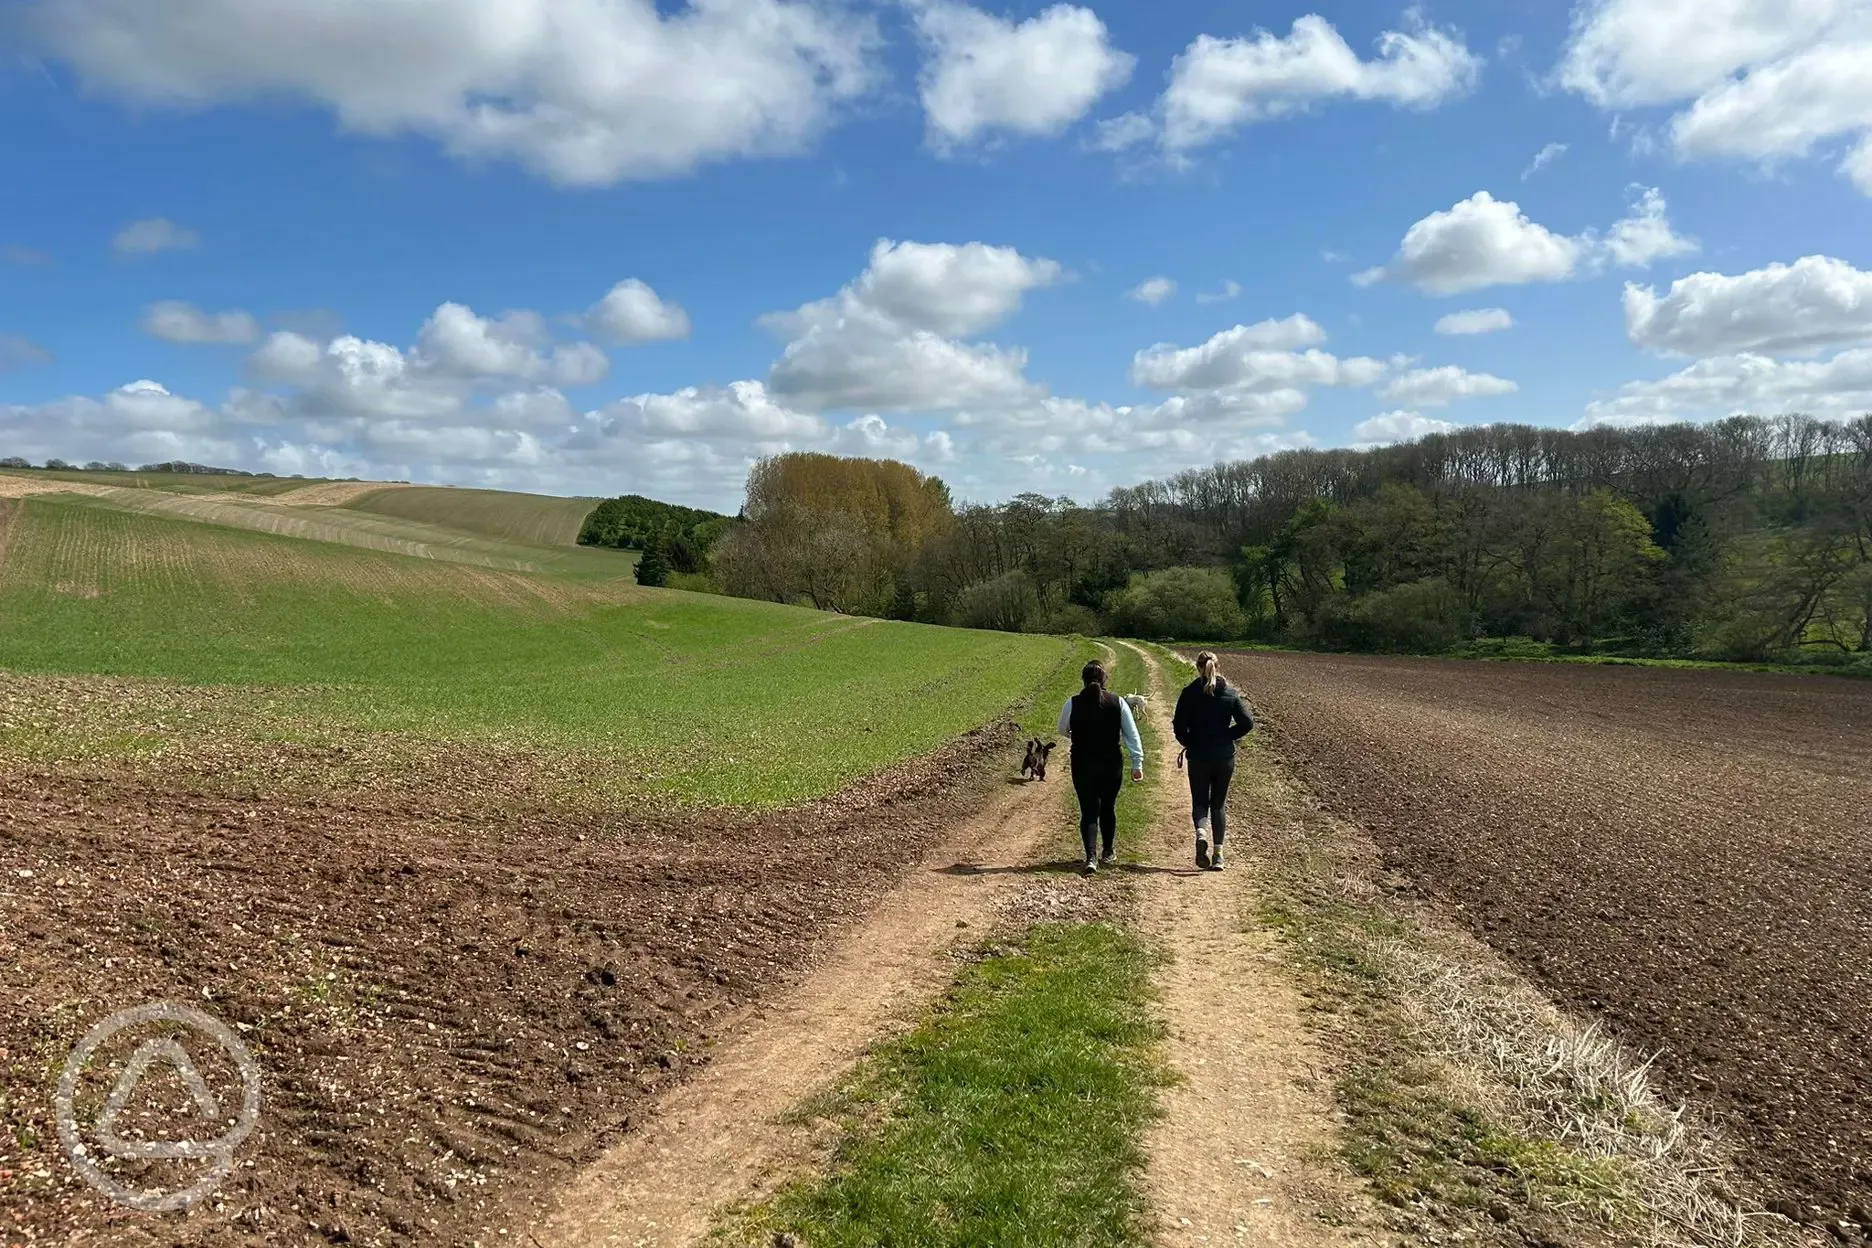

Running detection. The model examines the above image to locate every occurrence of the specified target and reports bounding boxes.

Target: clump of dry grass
[1374,935,1806,1248]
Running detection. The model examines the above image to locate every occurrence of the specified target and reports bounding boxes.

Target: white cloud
[1582,347,1872,427]
[1195,279,1242,304]
[1521,141,1567,179]
[0,334,54,371]
[761,239,1061,412]
[413,303,609,387]
[0,380,236,466]
[1362,187,1693,295]
[585,279,690,344]
[1127,276,1176,305]
[1624,255,1872,357]
[1602,186,1699,267]
[113,217,197,254]
[1378,365,1518,406]
[591,380,824,441]
[1154,13,1481,153]
[1089,110,1154,151]
[141,300,260,345]
[1558,0,1851,108]
[913,1,1132,150]
[1353,410,1460,444]
[1434,307,1514,335]
[1359,191,1586,295]
[843,239,1062,336]
[1129,315,1339,389]
[768,305,1039,412]
[1558,0,1872,195]
[30,0,880,186]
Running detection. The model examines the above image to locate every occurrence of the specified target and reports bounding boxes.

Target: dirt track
[1226,651,1872,1225]
[0,727,1010,1247]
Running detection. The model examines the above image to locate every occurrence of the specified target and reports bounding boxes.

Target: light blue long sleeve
[1057,695,1144,771]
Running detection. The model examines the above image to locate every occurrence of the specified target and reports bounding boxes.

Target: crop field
[1228,649,1872,1225]
[337,484,597,548]
[1,474,620,573]
[0,494,1067,806]
[0,480,1077,1246]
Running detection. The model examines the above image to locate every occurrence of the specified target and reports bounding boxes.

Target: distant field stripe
[339,486,596,548]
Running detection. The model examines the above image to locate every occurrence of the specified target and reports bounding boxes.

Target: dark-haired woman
[1172,650,1254,871]
[1056,659,1144,875]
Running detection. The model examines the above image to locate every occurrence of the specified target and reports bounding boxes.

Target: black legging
[1072,769,1121,861]
[1187,756,1235,842]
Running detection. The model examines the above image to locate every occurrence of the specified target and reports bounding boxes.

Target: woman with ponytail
[1171,650,1254,871]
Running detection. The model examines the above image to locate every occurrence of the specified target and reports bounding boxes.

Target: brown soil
[1225,650,1872,1229]
[533,769,1067,1246]
[1119,644,1381,1248]
[0,725,1016,1247]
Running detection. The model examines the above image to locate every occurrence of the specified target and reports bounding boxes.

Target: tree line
[577,493,731,588]
[674,415,1872,668]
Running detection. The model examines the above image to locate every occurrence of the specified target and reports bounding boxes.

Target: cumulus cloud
[1150,13,1480,153]
[113,217,197,254]
[1378,365,1518,406]
[1129,315,1340,389]
[1602,186,1699,267]
[585,279,690,344]
[1434,307,1513,335]
[1353,410,1460,444]
[28,0,880,186]
[1624,255,1872,357]
[1359,187,1694,295]
[761,238,1061,411]
[0,334,54,371]
[1558,0,1872,195]
[1582,347,1872,427]
[413,303,609,387]
[914,1,1132,150]
[0,380,238,466]
[589,380,824,441]
[141,300,260,345]
[1128,276,1176,305]
[1195,279,1243,304]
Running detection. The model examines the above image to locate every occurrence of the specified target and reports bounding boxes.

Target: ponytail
[1196,650,1219,694]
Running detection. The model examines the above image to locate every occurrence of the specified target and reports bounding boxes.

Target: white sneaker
[1195,838,1211,870]
[1083,858,1098,875]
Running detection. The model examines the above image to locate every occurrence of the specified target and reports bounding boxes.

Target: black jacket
[1172,676,1254,763]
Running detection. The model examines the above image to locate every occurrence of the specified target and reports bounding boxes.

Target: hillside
[0,484,1068,806]
[340,484,597,548]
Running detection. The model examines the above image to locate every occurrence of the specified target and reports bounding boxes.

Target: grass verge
[716,920,1166,1248]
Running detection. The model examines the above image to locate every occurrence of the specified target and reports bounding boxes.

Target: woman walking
[1172,651,1254,871]
[1057,659,1144,875]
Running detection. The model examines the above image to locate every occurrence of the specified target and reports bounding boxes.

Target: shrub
[1347,578,1472,654]
[1030,603,1102,637]
[1107,567,1246,641]
[952,570,1042,634]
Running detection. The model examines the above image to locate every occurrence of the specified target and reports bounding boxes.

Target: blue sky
[3,0,1871,511]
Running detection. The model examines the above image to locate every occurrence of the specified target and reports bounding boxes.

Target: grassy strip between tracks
[715,920,1166,1248]
[713,642,1171,1247]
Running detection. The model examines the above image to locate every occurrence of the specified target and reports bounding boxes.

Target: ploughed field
[0,732,1009,1246]
[1229,650,1872,1225]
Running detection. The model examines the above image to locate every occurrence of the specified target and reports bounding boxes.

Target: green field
[0,489,1070,806]
[340,484,597,547]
